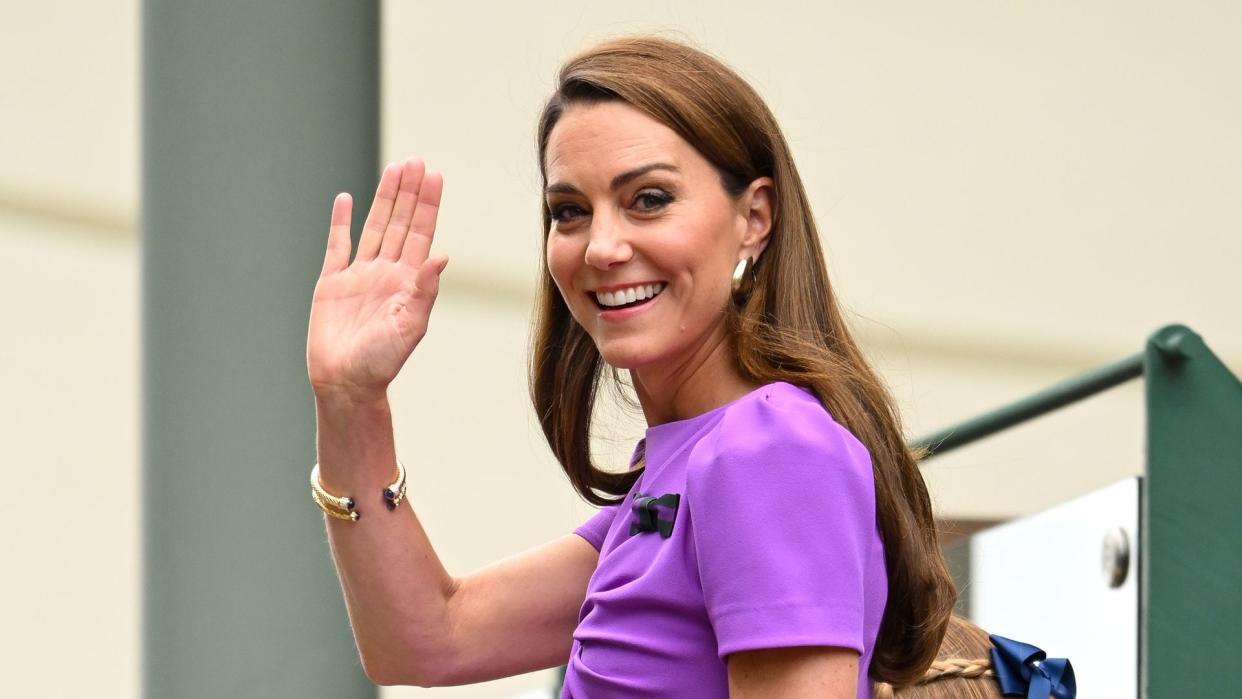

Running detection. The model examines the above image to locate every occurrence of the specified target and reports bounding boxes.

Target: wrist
[314,386,391,414]
[315,392,395,457]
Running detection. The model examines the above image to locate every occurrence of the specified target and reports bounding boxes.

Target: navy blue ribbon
[629,492,680,538]
[989,634,1076,698]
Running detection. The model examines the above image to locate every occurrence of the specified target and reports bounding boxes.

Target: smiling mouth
[592,282,666,310]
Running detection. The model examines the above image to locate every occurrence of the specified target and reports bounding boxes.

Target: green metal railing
[911,350,1145,460]
[911,326,1207,460]
[909,324,1242,696]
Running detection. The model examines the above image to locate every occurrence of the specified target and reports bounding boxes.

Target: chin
[594,341,664,371]
[596,351,646,371]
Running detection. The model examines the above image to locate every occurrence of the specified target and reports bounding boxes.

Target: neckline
[644,381,780,437]
[638,381,800,478]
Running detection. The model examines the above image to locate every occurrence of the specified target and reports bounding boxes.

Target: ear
[737,176,774,262]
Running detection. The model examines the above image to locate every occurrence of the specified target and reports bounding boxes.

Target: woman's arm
[317,396,598,686]
[727,647,858,698]
[309,159,597,686]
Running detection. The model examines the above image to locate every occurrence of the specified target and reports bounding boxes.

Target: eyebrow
[545,162,680,196]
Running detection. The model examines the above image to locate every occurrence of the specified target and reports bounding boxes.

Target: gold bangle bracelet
[312,487,359,522]
[310,463,356,513]
[382,460,408,510]
[310,461,407,522]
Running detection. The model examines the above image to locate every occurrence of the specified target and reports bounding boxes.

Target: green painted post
[142,2,378,696]
[1143,325,1242,696]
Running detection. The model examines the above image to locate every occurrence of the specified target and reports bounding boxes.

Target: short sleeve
[573,504,621,551]
[686,387,879,659]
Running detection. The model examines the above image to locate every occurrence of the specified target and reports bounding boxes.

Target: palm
[307,159,448,400]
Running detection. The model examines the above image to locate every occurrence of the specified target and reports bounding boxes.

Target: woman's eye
[550,203,587,223]
[634,190,673,212]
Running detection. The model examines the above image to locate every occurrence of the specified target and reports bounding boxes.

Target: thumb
[414,254,449,298]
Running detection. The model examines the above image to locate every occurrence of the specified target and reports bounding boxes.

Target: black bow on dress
[629,492,680,539]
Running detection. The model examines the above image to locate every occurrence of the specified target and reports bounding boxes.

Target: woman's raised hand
[307,158,448,403]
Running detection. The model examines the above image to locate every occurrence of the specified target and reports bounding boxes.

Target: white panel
[970,477,1140,698]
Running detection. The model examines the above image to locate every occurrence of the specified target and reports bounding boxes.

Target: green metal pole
[912,352,1144,460]
[142,2,378,696]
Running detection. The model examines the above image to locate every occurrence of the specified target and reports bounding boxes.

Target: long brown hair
[529,35,955,687]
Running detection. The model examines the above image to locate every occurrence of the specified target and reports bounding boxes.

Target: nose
[583,213,633,270]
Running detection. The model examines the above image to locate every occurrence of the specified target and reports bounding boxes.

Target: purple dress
[563,381,887,698]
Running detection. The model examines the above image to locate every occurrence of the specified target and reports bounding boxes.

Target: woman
[306,36,955,698]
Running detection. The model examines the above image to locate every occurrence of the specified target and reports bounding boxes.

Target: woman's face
[543,100,771,372]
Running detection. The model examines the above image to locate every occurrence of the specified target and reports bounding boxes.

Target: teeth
[595,282,664,308]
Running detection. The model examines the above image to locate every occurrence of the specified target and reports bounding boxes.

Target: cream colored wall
[3,0,142,697]
[0,216,141,698]
[5,1,1239,697]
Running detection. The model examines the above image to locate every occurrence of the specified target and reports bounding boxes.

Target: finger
[409,254,449,315]
[379,158,426,261]
[401,170,444,267]
[356,162,401,262]
[320,193,353,276]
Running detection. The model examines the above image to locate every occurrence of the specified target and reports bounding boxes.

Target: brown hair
[875,616,1002,698]
[529,35,955,686]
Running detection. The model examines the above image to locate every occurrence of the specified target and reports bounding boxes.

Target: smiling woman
[306,35,954,699]
[541,100,769,379]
